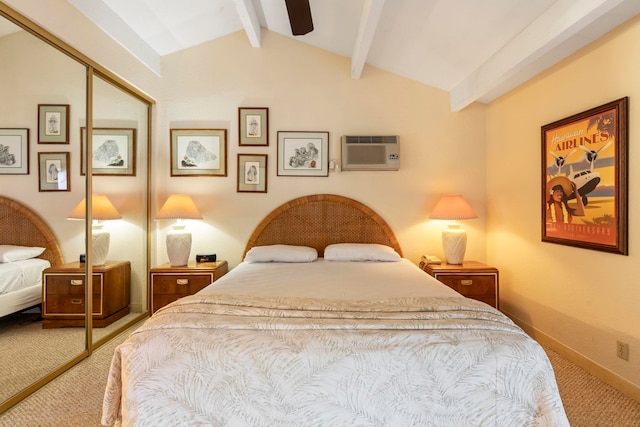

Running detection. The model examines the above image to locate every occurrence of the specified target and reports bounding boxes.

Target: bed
[102,194,569,426]
[0,196,64,318]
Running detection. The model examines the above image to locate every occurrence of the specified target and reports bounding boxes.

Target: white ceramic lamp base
[166,229,192,267]
[92,231,110,266]
[442,227,467,265]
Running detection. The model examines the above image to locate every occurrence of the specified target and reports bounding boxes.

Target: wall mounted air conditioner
[341,135,400,171]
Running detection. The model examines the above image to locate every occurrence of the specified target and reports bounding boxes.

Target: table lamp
[430,195,477,265]
[68,194,122,266]
[156,194,203,266]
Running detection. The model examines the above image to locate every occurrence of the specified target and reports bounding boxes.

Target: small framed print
[81,127,136,176]
[239,107,269,146]
[0,128,29,175]
[237,154,267,193]
[171,128,227,177]
[38,152,70,192]
[38,104,69,144]
[277,131,329,176]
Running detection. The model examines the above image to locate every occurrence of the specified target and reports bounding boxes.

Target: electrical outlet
[616,340,629,361]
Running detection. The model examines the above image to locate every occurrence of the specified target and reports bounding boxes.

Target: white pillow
[324,243,401,262]
[0,245,46,263]
[244,245,318,263]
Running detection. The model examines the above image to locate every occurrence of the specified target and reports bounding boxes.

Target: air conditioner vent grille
[344,135,397,144]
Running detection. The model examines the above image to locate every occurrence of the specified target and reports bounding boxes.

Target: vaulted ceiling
[66,0,640,111]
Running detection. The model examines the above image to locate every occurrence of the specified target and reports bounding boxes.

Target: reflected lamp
[430,195,477,265]
[68,194,122,266]
[156,194,203,267]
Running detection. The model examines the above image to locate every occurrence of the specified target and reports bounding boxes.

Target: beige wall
[486,15,640,394]
[153,30,488,268]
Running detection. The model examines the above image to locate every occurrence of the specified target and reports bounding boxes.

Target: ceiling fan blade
[285,0,314,36]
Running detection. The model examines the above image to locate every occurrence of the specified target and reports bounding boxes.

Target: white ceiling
[65,0,640,111]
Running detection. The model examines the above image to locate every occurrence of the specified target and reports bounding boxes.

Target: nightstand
[420,260,499,309]
[42,261,131,328]
[150,261,229,313]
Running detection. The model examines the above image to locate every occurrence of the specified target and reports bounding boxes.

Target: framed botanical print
[277,131,329,177]
[239,107,268,146]
[237,154,267,193]
[171,128,227,176]
[541,97,628,255]
[0,128,29,175]
[38,152,70,192]
[38,104,69,144]
[81,127,136,176]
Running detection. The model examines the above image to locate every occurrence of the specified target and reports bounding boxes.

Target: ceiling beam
[235,0,261,47]
[351,0,385,79]
[449,0,640,112]
[67,0,161,75]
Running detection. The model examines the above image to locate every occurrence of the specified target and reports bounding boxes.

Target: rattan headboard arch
[243,194,402,258]
[0,196,64,266]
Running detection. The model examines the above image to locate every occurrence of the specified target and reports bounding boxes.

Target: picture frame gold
[38,151,70,192]
[541,97,628,255]
[239,107,268,146]
[237,154,267,193]
[0,128,29,175]
[80,127,136,176]
[38,104,69,144]
[170,128,227,177]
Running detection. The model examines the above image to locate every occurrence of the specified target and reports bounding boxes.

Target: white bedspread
[0,258,49,295]
[102,261,569,426]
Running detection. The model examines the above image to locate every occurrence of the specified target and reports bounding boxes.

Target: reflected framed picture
[238,107,268,146]
[38,152,70,192]
[541,97,628,255]
[170,128,227,177]
[38,104,69,144]
[80,127,136,176]
[0,128,29,175]
[277,131,329,177]
[237,154,267,193]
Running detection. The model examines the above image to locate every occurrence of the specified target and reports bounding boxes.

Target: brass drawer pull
[460,279,473,286]
[176,279,189,285]
[70,298,83,305]
[70,279,83,286]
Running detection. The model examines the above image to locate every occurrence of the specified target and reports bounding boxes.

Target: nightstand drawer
[151,274,213,294]
[436,274,494,295]
[44,294,102,315]
[44,274,101,295]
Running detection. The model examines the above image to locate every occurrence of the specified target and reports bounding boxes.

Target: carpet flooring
[1,322,639,426]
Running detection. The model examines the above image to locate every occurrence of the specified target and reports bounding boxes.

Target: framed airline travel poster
[541,97,628,255]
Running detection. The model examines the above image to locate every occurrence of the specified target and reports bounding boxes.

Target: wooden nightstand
[42,261,131,328]
[150,261,229,313]
[420,260,499,309]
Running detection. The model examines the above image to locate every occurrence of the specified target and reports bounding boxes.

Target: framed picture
[277,131,329,177]
[38,104,69,144]
[239,107,268,146]
[0,128,29,175]
[171,129,227,177]
[80,127,136,176]
[38,152,70,192]
[237,154,267,193]
[541,97,628,255]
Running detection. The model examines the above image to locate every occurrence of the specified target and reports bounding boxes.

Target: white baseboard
[503,309,640,403]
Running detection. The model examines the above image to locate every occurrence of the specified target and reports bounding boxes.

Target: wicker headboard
[0,196,64,266]
[243,194,402,258]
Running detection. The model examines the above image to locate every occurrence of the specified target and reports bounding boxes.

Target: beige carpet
[1,325,639,426]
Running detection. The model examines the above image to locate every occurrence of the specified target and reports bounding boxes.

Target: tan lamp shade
[156,194,203,220]
[67,194,121,266]
[430,195,477,265]
[67,194,122,220]
[156,194,202,267]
